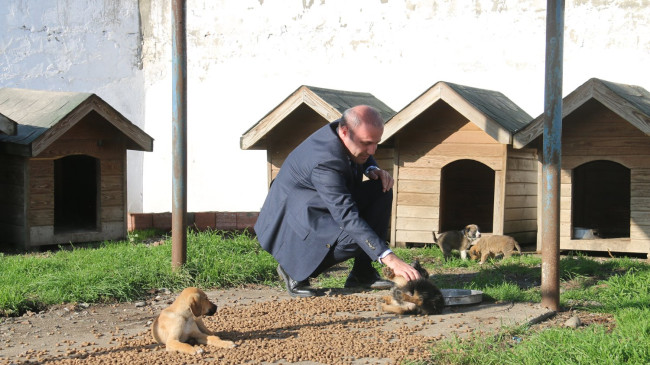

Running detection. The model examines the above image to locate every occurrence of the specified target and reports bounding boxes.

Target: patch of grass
[0,230,276,316]
[429,307,650,365]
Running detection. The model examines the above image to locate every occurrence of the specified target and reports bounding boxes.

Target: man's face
[340,122,383,164]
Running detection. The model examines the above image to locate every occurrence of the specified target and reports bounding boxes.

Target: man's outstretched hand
[381,253,421,281]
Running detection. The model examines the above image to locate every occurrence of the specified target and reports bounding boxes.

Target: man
[254,105,421,297]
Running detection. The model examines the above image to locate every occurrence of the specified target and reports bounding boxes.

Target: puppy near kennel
[432,224,481,261]
[381,260,445,315]
[468,235,522,264]
[151,287,236,354]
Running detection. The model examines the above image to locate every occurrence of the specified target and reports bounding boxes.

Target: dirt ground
[0,279,580,365]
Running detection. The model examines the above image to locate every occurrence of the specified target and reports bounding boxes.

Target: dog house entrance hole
[572,160,630,239]
[54,155,100,233]
[439,159,494,233]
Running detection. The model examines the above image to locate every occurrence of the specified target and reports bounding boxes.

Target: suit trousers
[310,179,393,278]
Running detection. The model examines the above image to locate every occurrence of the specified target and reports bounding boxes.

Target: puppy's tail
[514,240,522,254]
[432,231,439,243]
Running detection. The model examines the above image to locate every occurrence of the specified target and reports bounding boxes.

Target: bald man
[254,105,421,297]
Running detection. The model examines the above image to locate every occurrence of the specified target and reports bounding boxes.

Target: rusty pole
[541,0,564,311]
[171,0,187,269]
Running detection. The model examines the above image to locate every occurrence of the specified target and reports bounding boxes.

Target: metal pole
[541,0,564,311]
[171,0,187,269]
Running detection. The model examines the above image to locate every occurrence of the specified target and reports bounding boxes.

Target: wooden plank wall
[26,114,127,246]
[503,147,538,244]
[391,104,505,245]
[0,154,27,248]
[555,101,650,256]
[266,109,328,186]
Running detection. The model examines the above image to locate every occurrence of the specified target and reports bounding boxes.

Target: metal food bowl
[440,289,483,306]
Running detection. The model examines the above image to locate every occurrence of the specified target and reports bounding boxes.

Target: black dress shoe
[276,265,317,297]
[344,269,393,290]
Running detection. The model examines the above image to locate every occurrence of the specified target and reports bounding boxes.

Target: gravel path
[0,285,554,364]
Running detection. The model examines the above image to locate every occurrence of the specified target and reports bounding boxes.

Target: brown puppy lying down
[151,287,236,354]
[468,235,522,264]
[381,261,445,315]
[432,224,481,261]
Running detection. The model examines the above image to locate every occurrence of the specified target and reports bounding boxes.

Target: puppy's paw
[194,347,205,355]
[207,336,237,348]
[382,266,395,280]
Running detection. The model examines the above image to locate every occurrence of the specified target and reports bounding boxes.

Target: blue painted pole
[541,0,564,311]
[171,0,187,269]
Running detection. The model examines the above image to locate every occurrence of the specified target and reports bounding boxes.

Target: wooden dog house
[380,81,537,247]
[240,85,396,187]
[513,78,650,258]
[0,88,153,250]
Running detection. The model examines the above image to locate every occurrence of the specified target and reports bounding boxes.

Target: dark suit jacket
[254,121,389,281]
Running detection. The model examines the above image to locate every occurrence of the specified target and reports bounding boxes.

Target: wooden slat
[399,153,503,170]
[29,207,53,226]
[493,169,505,234]
[630,224,650,240]
[504,220,537,233]
[504,195,536,208]
[101,159,123,176]
[631,198,650,211]
[559,238,648,254]
[397,167,440,181]
[101,175,123,191]
[396,205,439,219]
[30,176,53,195]
[396,192,439,206]
[507,158,537,171]
[397,180,439,194]
[631,169,650,182]
[395,217,437,231]
[395,230,436,243]
[506,170,537,183]
[505,183,537,196]
[504,207,537,221]
[631,211,650,221]
[563,155,650,170]
[37,139,122,159]
[101,190,124,207]
[101,206,124,222]
[631,183,650,198]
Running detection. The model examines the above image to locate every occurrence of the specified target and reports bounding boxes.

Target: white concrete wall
[3,0,650,213]
[0,0,146,213]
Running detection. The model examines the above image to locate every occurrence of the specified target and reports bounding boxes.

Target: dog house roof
[381,81,532,145]
[0,113,17,136]
[513,78,650,148]
[240,85,395,150]
[0,88,153,157]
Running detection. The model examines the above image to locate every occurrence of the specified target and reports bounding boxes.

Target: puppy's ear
[188,294,203,317]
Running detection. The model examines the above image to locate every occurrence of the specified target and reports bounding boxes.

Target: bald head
[340,105,384,130]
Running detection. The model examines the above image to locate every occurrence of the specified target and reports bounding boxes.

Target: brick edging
[128,211,258,232]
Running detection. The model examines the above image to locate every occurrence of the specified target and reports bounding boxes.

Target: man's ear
[338,125,345,137]
[189,294,202,316]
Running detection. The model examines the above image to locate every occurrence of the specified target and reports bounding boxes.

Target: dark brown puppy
[151,287,236,354]
[381,261,445,315]
[432,224,481,261]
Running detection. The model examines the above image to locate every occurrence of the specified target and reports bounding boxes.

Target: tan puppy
[151,287,236,354]
[468,235,522,264]
[432,224,481,261]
